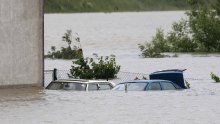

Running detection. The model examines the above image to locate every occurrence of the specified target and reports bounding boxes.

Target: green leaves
[69,56,120,80]
[62,30,72,46]
[45,30,83,59]
[138,29,168,58]
[211,72,220,83]
[188,6,220,52]
[139,0,220,58]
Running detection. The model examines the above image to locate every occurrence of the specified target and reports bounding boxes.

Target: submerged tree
[62,30,72,48]
[69,55,120,80]
[187,0,220,52]
[45,30,83,59]
[139,0,220,58]
[211,72,220,83]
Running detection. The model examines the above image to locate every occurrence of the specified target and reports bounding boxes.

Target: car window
[127,83,148,91]
[98,84,112,90]
[147,82,161,90]
[113,83,148,91]
[173,82,182,89]
[112,84,125,91]
[161,82,176,90]
[63,83,86,91]
[47,82,63,90]
[88,84,98,91]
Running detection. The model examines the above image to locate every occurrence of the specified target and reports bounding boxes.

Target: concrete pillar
[0,0,44,87]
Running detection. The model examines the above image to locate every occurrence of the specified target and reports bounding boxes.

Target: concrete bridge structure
[0,0,44,87]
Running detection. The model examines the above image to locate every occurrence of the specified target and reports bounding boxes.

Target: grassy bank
[44,0,215,13]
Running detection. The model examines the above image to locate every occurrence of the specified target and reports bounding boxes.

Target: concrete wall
[0,0,44,87]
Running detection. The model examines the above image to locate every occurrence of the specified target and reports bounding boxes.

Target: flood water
[1,11,220,124]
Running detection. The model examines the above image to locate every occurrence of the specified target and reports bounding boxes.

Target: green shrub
[211,72,220,83]
[69,58,94,79]
[139,0,220,58]
[138,29,169,58]
[187,2,220,52]
[45,30,83,59]
[69,56,120,80]
[167,19,198,52]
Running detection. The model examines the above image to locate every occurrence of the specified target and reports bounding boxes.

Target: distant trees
[45,30,121,80]
[139,0,220,58]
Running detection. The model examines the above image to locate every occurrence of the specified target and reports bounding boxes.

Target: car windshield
[113,82,148,91]
[47,82,86,91]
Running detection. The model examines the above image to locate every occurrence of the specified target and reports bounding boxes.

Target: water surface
[1,11,220,124]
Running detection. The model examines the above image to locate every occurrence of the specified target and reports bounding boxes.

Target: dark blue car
[113,69,189,91]
[149,69,189,89]
[112,80,182,91]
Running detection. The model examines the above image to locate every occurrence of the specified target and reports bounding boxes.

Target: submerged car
[112,80,182,91]
[46,79,115,91]
[113,69,189,91]
[149,69,189,89]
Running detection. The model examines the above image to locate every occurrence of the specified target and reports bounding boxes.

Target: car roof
[117,79,182,89]
[51,79,113,84]
[52,79,88,83]
[121,79,172,84]
[151,69,186,75]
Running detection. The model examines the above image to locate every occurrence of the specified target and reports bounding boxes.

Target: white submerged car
[46,79,115,91]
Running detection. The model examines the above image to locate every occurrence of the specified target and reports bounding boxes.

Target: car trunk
[149,70,187,89]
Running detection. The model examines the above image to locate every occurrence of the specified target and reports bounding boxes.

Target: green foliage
[187,4,220,52]
[167,19,198,52]
[215,0,220,16]
[211,72,220,83]
[62,30,72,47]
[69,56,121,80]
[139,0,220,58]
[138,29,168,58]
[92,56,121,79]
[45,30,83,59]
[69,58,94,79]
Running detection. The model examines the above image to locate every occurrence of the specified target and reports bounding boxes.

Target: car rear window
[46,82,63,90]
[46,82,86,91]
